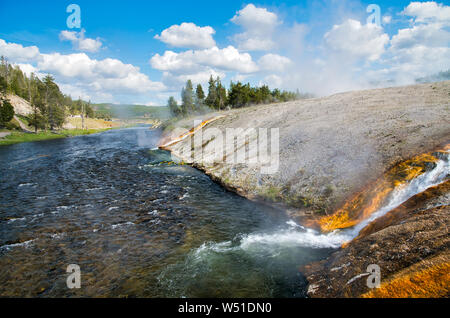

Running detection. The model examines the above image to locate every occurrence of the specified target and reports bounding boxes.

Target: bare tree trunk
[28,81,37,134]
[81,100,85,130]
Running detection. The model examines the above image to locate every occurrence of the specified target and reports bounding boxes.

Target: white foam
[7,217,27,223]
[191,224,351,261]
[18,183,35,187]
[188,152,450,260]
[0,239,35,251]
[111,222,134,229]
[240,228,350,250]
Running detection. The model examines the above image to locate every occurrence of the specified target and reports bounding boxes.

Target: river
[0,126,337,297]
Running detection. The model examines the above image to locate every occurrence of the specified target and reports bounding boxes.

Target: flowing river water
[0,126,338,297]
[1,126,448,297]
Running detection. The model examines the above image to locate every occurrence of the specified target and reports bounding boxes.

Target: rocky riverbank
[160,81,449,217]
[302,180,449,298]
[159,81,450,297]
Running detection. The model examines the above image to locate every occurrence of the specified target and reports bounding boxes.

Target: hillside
[6,94,33,116]
[161,81,450,218]
[159,81,450,297]
[93,103,170,120]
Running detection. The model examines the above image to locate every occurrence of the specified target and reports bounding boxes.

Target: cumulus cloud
[0,39,41,62]
[258,54,292,72]
[324,19,389,61]
[377,1,450,85]
[150,45,258,90]
[59,29,102,53]
[259,74,283,88]
[38,53,165,94]
[13,63,42,77]
[150,46,258,74]
[382,15,392,24]
[0,38,165,103]
[161,68,226,88]
[231,4,280,51]
[390,23,450,50]
[402,1,450,24]
[154,22,216,49]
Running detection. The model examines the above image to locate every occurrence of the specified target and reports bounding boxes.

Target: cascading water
[159,149,449,296]
[203,149,449,248]
[349,151,449,237]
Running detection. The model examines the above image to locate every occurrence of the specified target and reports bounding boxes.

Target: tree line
[0,56,95,131]
[167,75,311,117]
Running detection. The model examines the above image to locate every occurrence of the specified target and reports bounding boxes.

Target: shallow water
[0,126,334,297]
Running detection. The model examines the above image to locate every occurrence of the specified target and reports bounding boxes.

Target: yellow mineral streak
[318,149,443,233]
[159,115,225,150]
[361,263,450,298]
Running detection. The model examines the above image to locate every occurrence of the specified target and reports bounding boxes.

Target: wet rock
[302,181,450,298]
[161,81,450,220]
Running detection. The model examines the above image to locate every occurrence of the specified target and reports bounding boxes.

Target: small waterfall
[348,153,449,237]
[190,149,449,253]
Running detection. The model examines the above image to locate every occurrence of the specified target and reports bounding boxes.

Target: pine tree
[205,75,217,109]
[0,76,6,95]
[0,98,14,126]
[195,84,205,112]
[181,79,194,115]
[167,96,180,117]
[215,77,227,110]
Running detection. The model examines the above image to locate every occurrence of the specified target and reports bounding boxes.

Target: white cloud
[14,63,38,77]
[59,29,102,53]
[150,46,258,74]
[0,38,166,103]
[259,74,283,88]
[258,54,292,72]
[324,19,389,61]
[231,4,280,51]
[382,15,392,24]
[391,23,450,50]
[0,39,41,62]
[154,22,216,49]
[376,2,450,84]
[161,68,226,88]
[37,52,165,94]
[403,1,450,25]
[231,4,279,32]
[232,35,275,51]
[231,74,249,82]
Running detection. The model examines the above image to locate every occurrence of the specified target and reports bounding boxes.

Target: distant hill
[416,70,450,83]
[92,103,170,120]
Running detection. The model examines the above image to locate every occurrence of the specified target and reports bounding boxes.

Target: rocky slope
[159,81,450,298]
[4,94,33,116]
[302,181,449,298]
[161,81,450,221]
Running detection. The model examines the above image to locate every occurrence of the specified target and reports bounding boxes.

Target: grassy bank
[0,128,111,146]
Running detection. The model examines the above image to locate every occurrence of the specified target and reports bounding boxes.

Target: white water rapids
[194,151,450,256]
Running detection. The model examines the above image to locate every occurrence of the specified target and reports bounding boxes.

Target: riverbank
[159,81,450,298]
[160,81,450,219]
[302,180,450,298]
[0,128,112,146]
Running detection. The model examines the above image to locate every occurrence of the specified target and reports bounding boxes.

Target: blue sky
[0,0,449,105]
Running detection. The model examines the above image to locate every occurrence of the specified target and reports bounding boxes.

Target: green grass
[0,128,111,146]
